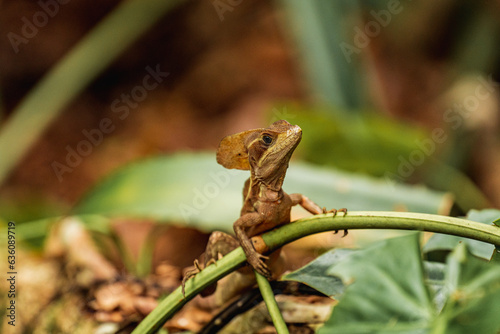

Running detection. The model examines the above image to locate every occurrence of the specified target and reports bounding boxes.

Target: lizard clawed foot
[181,259,205,297]
[334,229,349,237]
[246,251,271,279]
[337,208,348,215]
[323,207,348,237]
[322,207,348,216]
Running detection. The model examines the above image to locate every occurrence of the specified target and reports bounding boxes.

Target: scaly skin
[182,120,346,300]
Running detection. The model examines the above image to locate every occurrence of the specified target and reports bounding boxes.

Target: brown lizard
[182,120,346,298]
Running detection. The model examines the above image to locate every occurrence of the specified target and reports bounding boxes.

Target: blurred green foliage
[274,105,427,176]
[74,153,450,233]
[0,0,185,185]
[284,230,500,334]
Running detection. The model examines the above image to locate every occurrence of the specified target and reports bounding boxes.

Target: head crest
[216,120,299,172]
[216,129,261,170]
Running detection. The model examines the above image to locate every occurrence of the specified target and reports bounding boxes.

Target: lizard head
[216,120,302,189]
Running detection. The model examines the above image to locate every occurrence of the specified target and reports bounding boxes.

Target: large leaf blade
[315,234,500,333]
[282,248,352,297]
[74,153,451,232]
[438,244,500,334]
[319,234,434,333]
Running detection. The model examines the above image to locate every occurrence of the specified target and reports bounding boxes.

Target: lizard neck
[250,165,287,198]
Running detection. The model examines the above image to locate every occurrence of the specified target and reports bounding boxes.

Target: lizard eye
[262,135,273,145]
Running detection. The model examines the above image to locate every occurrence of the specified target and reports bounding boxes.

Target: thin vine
[255,271,289,334]
[131,211,500,334]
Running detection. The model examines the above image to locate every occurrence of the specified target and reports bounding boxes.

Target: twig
[255,271,289,334]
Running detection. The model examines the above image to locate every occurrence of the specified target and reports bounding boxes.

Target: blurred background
[1,0,500,332]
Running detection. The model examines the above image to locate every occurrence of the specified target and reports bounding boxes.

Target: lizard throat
[252,163,288,192]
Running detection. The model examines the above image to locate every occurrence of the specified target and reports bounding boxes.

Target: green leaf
[465,209,500,227]
[282,108,429,178]
[74,153,451,232]
[317,234,500,333]
[491,214,500,263]
[490,246,500,263]
[284,246,448,313]
[423,209,500,260]
[75,153,246,232]
[286,163,448,215]
[278,1,362,110]
[282,249,351,296]
[423,261,447,313]
[319,234,434,333]
[436,244,500,334]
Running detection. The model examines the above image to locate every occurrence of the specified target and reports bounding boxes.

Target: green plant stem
[0,0,185,185]
[262,211,500,250]
[255,271,289,334]
[131,211,500,334]
[108,229,136,275]
[136,225,168,277]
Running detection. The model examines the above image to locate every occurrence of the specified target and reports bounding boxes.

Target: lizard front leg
[233,212,272,279]
[290,193,323,214]
[290,193,348,235]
